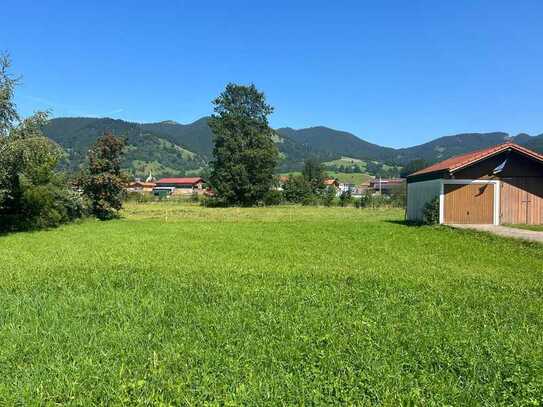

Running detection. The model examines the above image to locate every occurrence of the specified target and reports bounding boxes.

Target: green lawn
[1,203,542,405]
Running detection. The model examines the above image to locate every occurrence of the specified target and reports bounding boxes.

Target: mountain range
[42,117,543,178]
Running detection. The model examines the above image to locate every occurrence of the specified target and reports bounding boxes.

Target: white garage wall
[407,179,442,222]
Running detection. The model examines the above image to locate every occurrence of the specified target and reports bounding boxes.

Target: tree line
[0,55,126,232]
[1,54,410,232]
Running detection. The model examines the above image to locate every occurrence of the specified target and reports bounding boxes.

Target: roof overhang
[448,144,543,174]
[407,143,543,183]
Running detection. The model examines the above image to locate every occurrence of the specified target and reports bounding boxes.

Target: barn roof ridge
[407,142,543,178]
[156,177,204,184]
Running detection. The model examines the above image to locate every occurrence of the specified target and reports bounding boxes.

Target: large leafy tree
[0,53,19,137]
[208,83,279,206]
[80,133,126,220]
[0,54,84,231]
[302,158,326,193]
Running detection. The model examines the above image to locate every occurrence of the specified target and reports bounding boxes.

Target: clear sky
[3,0,543,148]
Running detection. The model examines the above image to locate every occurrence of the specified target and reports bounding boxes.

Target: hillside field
[0,203,542,404]
[325,171,373,185]
[279,171,374,185]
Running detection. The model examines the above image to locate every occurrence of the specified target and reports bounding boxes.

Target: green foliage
[208,83,279,206]
[263,190,283,206]
[302,158,325,193]
[0,56,85,231]
[125,191,156,203]
[1,204,542,404]
[189,191,201,203]
[423,196,440,224]
[201,196,228,208]
[0,53,19,137]
[339,189,353,207]
[301,194,320,206]
[283,175,312,203]
[322,186,337,206]
[80,133,127,220]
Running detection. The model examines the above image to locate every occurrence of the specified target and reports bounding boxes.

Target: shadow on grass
[0,218,92,238]
[385,219,428,227]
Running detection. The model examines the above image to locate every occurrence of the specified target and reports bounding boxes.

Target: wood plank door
[501,178,543,224]
[444,183,494,224]
[525,177,543,224]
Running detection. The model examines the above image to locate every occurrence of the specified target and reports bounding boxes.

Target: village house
[153,177,206,196]
[406,142,543,225]
[127,172,157,193]
[369,178,406,195]
[127,180,156,193]
[274,175,290,191]
[323,178,340,188]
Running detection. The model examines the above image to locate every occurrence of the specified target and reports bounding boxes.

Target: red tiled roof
[156,177,204,185]
[324,178,338,186]
[129,181,156,187]
[408,142,543,178]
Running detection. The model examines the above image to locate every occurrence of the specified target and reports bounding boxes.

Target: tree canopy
[208,83,279,206]
[0,55,85,231]
[80,133,127,220]
[302,158,326,193]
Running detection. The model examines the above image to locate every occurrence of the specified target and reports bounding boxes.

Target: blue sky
[3,0,543,147]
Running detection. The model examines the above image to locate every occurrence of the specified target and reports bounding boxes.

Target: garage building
[406,142,543,225]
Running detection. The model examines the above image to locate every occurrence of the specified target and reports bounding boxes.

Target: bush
[190,191,201,203]
[301,194,320,206]
[339,190,353,207]
[125,192,155,203]
[322,186,337,207]
[0,112,87,232]
[201,196,228,208]
[355,192,406,209]
[283,175,312,203]
[80,133,126,220]
[54,187,89,222]
[1,179,88,232]
[263,190,283,206]
[423,196,440,225]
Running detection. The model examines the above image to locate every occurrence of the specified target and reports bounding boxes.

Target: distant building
[323,178,340,188]
[369,178,406,195]
[128,180,156,193]
[273,175,290,191]
[338,182,356,193]
[278,175,290,184]
[154,177,206,196]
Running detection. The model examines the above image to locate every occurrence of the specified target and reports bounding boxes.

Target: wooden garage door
[444,183,494,224]
[501,178,543,225]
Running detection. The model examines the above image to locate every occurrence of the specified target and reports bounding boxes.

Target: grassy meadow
[0,203,542,404]
[279,171,373,185]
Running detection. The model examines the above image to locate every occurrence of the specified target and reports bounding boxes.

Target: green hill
[43,117,543,178]
[43,118,206,178]
[43,117,336,177]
